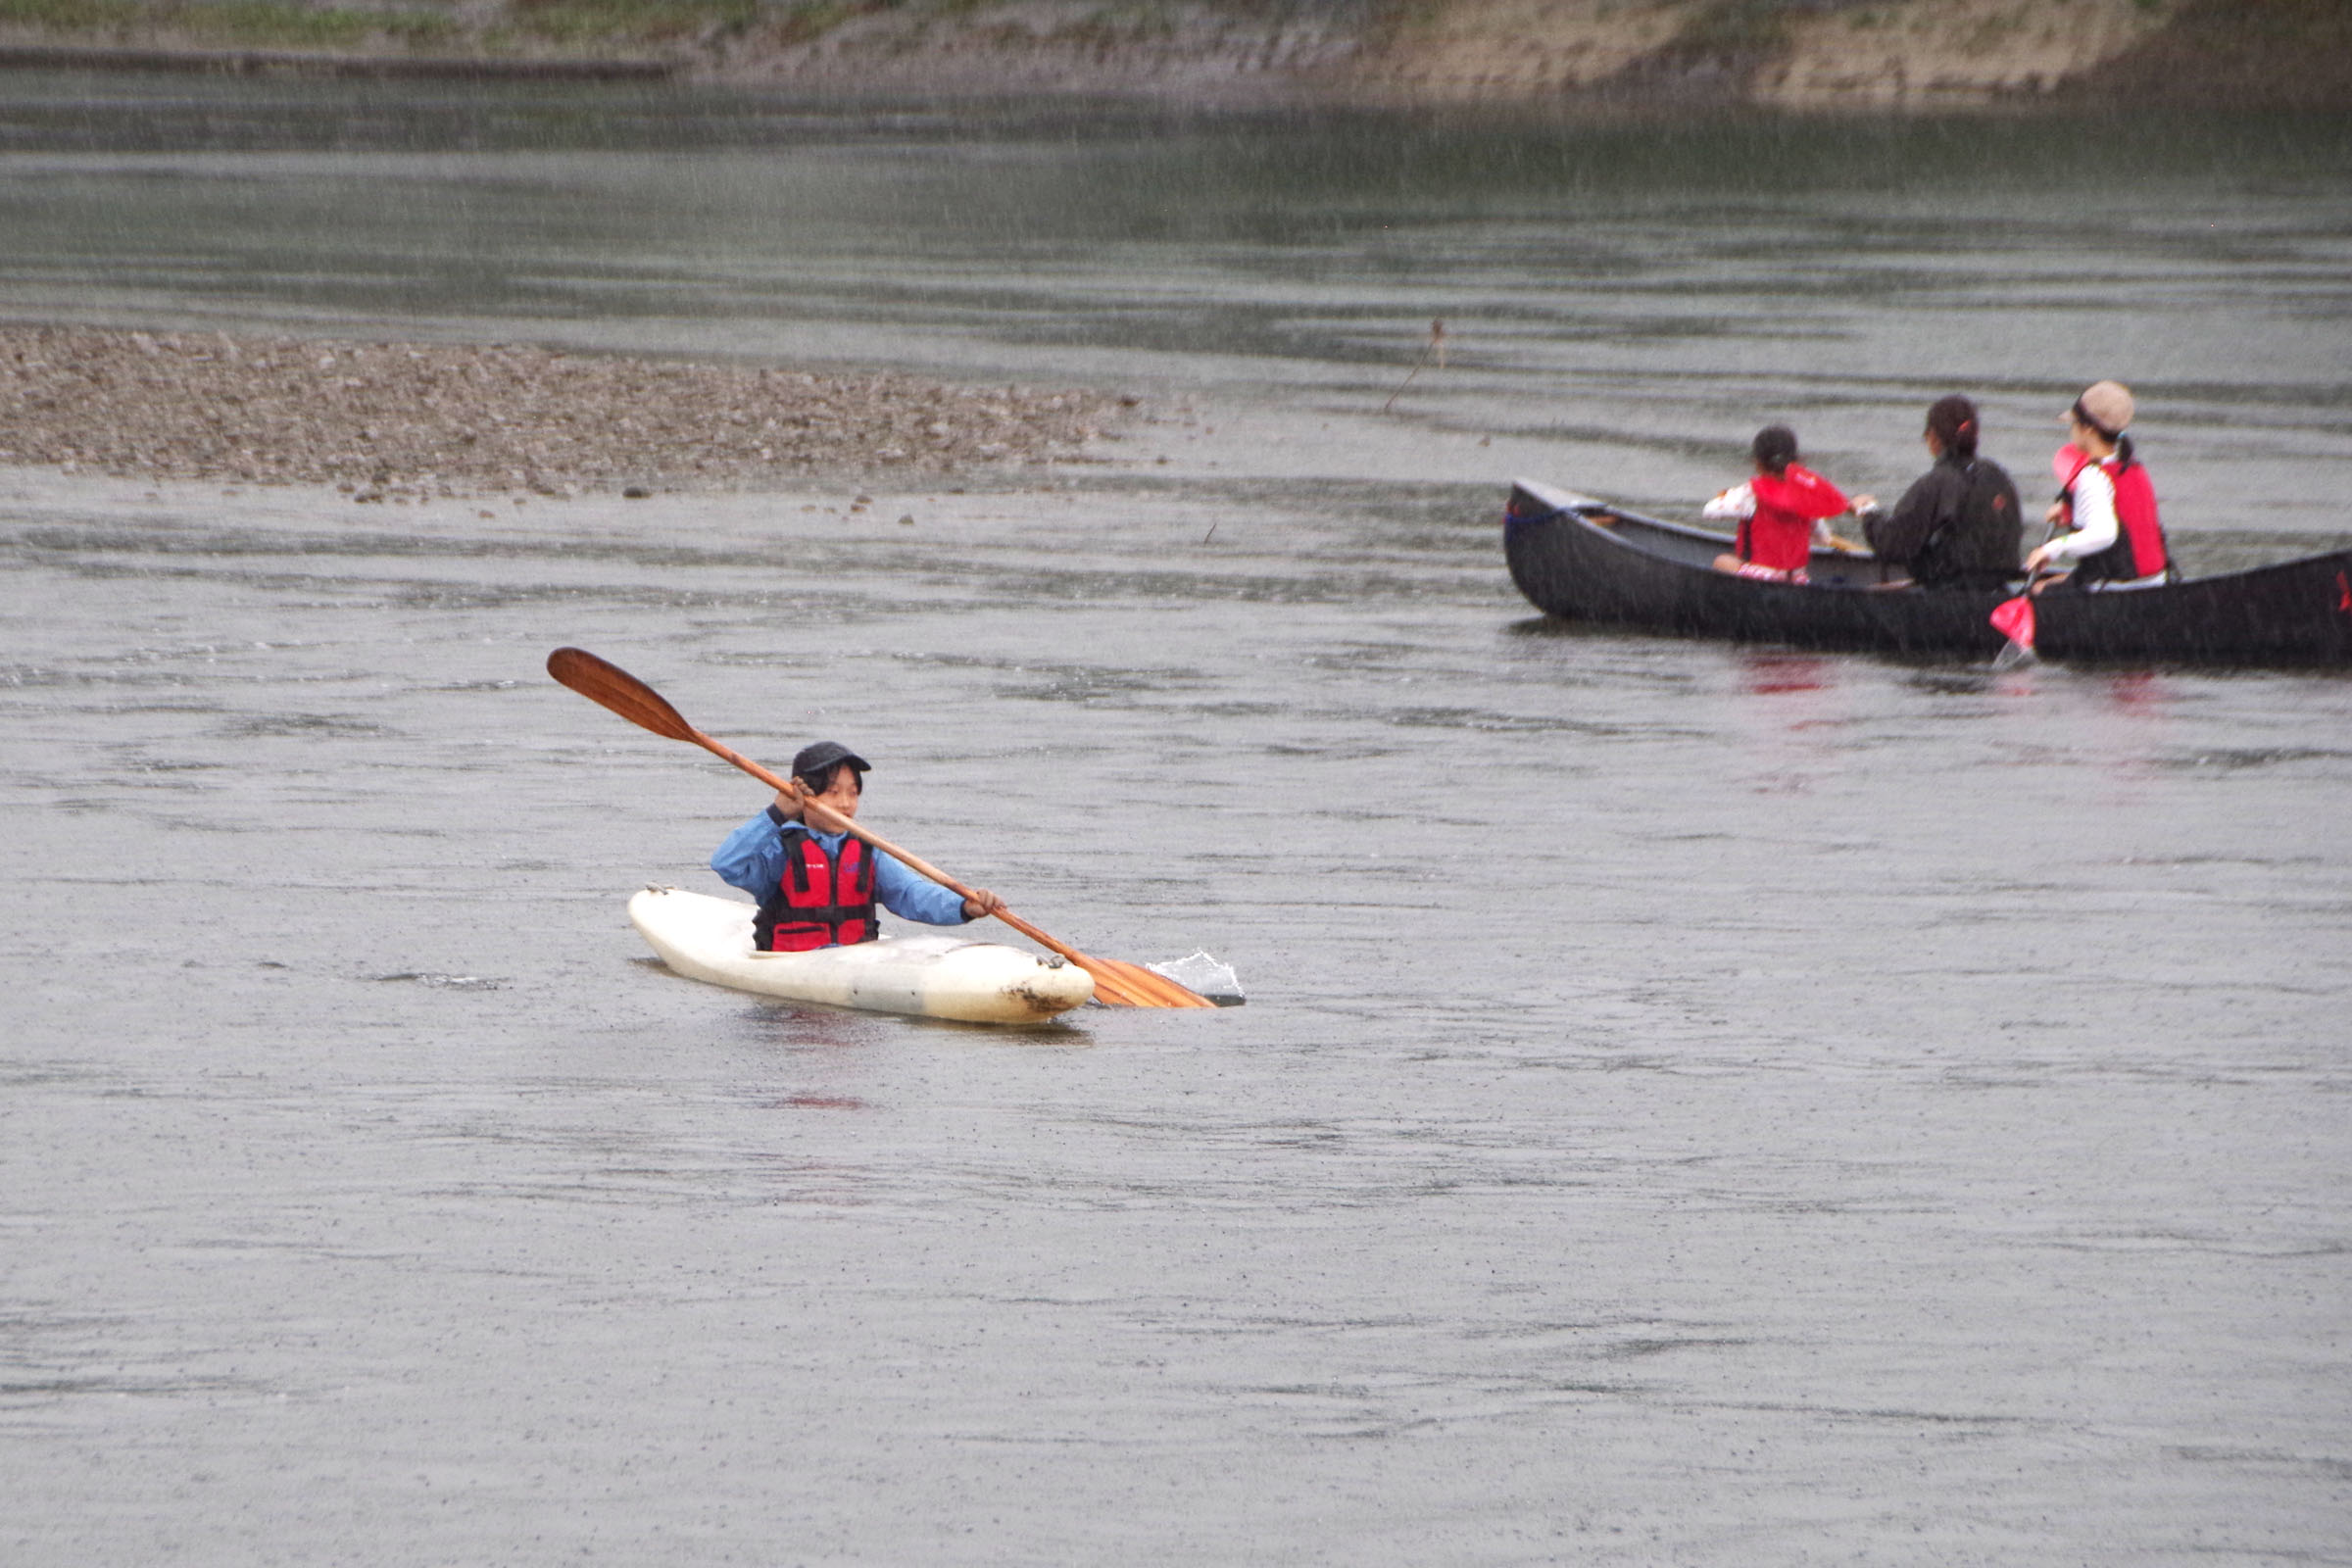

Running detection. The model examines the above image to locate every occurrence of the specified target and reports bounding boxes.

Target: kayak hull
[628,887,1094,1023]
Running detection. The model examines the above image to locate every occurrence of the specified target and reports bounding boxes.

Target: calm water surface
[3,76,2349,1564]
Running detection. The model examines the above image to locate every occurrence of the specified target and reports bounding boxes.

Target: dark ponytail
[1750,424,1798,477]
[2112,433,2135,470]
[1925,394,1979,460]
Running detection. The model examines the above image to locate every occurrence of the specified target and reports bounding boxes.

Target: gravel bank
[0,326,1127,500]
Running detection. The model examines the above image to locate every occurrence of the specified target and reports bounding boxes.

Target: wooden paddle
[545,646,1212,1007]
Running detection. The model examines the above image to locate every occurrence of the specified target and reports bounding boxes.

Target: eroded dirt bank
[714,0,2179,108]
[0,327,1125,500]
[714,0,2350,109]
[5,0,2346,110]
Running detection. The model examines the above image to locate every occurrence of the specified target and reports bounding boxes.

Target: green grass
[0,0,777,50]
[506,0,763,45]
[0,0,143,28]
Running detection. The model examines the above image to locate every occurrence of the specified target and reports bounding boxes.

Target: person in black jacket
[1856,395,2024,590]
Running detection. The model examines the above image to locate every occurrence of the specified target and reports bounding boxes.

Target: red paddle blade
[1989,595,2035,650]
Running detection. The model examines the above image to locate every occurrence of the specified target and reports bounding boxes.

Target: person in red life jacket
[1853,393,2025,590]
[2025,379,2173,595]
[709,741,1003,953]
[1703,424,1860,584]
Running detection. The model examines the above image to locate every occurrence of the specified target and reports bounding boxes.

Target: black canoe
[1503,478,2352,665]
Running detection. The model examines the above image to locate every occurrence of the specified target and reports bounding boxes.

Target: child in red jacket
[1704,424,1859,584]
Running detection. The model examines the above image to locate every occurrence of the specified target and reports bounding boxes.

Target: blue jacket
[710,805,971,929]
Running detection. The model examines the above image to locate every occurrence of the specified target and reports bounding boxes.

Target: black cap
[791,741,870,782]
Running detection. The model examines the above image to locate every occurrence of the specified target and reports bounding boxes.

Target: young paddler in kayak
[1703,424,1862,584]
[710,741,1004,952]
[2025,379,2174,595]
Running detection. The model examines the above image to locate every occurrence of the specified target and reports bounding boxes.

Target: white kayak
[627,886,1095,1023]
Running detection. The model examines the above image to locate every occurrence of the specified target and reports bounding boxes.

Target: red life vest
[1740,464,1848,573]
[2060,448,2170,583]
[756,828,877,952]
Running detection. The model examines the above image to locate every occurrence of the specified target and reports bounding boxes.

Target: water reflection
[1737,650,1834,698]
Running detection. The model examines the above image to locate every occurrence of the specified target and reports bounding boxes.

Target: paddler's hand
[960,888,1004,922]
[2024,542,2053,573]
[771,786,807,821]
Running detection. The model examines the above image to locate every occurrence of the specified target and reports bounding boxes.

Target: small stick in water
[1382,318,1446,414]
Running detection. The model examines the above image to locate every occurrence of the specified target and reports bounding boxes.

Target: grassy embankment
[0,0,760,55]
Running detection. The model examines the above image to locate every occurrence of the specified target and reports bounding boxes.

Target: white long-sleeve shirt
[2045,460,2118,565]
[1702,482,1755,520]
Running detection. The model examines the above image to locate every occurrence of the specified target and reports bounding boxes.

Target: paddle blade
[1989,595,2035,652]
[547,647,703,744]
[1072,954,1216,1007]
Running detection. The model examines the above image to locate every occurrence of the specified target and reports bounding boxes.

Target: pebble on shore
[0,326,1125,499]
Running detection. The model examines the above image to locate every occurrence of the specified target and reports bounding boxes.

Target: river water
[4,74,2350,1564]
